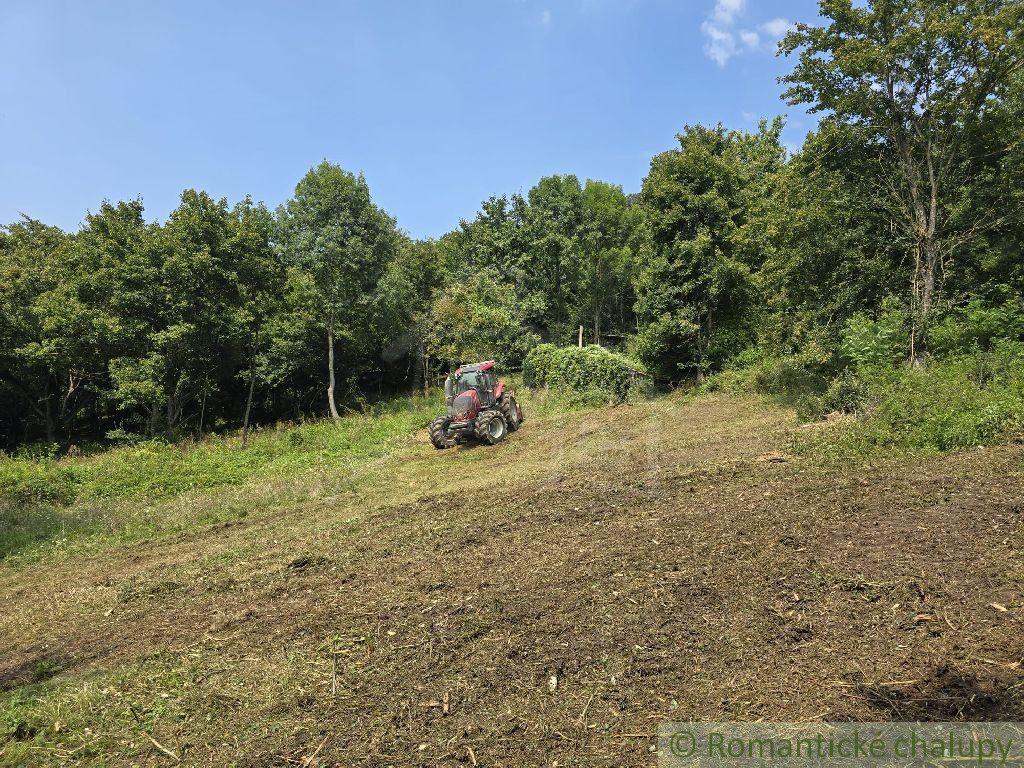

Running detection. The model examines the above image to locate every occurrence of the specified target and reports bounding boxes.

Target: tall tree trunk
[166,393,177,441]
[197,387,207,437]
[326,323,341,423]
[899,132,942,369]
[695,301,715,385]
[241,338,258,448]
[412,339,424,395]
[910,237,938,368]
[43,386,57,446]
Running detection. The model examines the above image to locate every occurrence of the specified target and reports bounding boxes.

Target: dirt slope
[2,394,1022,766]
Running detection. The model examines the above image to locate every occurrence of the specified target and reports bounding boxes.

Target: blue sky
[1,0,820,239]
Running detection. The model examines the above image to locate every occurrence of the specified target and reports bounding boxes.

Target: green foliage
[756,129,897,356]
[750,352,832,400]
[929,299,1024,355]
[634,121,783,381]
[630,312,700,381]
[425,269,540,367]
[819,369,871,416]
[703,346,833,401]
[441,175,641,347]
[839,299,909,367]
[0,456,81,505]
[523,343,644,403]
[803,343,1024,455]
[781,0,1024,360]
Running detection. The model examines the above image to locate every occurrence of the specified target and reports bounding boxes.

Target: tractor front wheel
[474,410,507,445]
[429,416,456,449]
[499,393,522,432]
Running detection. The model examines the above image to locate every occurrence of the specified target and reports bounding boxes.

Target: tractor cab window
[456,372,481,394]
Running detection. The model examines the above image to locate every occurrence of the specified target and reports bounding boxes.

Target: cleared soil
[2,394,1023,766]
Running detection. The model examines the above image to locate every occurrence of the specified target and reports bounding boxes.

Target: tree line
[2,0,1021,450]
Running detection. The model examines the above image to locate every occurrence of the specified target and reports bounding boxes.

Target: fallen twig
[145,734,179,763]
[577,688,597,725]
[300,735,328,767]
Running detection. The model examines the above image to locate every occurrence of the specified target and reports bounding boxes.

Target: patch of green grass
[0,393,443,560]
[796,346,1024,459]
[0,640,346,767]
[0,651,185,767]
[77,394,443,501]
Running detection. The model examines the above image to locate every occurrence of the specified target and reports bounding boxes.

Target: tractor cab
[446,361,501,409]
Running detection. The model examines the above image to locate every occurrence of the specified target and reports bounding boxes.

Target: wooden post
[578,325,584,348]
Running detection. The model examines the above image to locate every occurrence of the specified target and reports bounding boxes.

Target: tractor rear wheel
[499,393,522,432]
[429,416,456,449]
[474,410,507,445]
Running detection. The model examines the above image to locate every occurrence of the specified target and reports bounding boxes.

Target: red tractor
[429,361,523,449]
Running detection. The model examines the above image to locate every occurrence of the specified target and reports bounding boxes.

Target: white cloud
[541,8,552,27]
[711,0,746,25]
[701,3,792,65]
[701,21,737,67]
[759,17,791,38]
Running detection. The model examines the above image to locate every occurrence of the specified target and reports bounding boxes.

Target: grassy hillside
[1,389,1022,767]
[0,394,443,563]
[0,383,615,564]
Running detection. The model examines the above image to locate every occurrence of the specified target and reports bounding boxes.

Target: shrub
[0,458,81,505]
[929,299,1024,355]
[521,343,558,388]
[702,346,834,406]
[701,367,752,393]
[803,346,1024,455]
[752,353,831,398]
[630,314,700,381]
[820,369,872,415]
[522,344,645,403]
[839,298,910,367]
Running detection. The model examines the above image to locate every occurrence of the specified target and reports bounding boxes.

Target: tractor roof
[455,360,495,376]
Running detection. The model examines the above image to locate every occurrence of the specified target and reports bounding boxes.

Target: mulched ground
[2,395,1022,766]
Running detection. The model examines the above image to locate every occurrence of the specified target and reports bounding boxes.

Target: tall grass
[804,346,1024,456]
[0,393,442,559]
[705,341,1024,458]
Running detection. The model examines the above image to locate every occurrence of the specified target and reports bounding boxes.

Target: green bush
[521,343,558,388]
[804,344,1024,454]
[629,314,700,381]
[839,297,909,367]
[929,299,1024,355]
[752,353,831,398]
[522,344,645,403]
[703,346,833,402]
[820,369,872,415]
